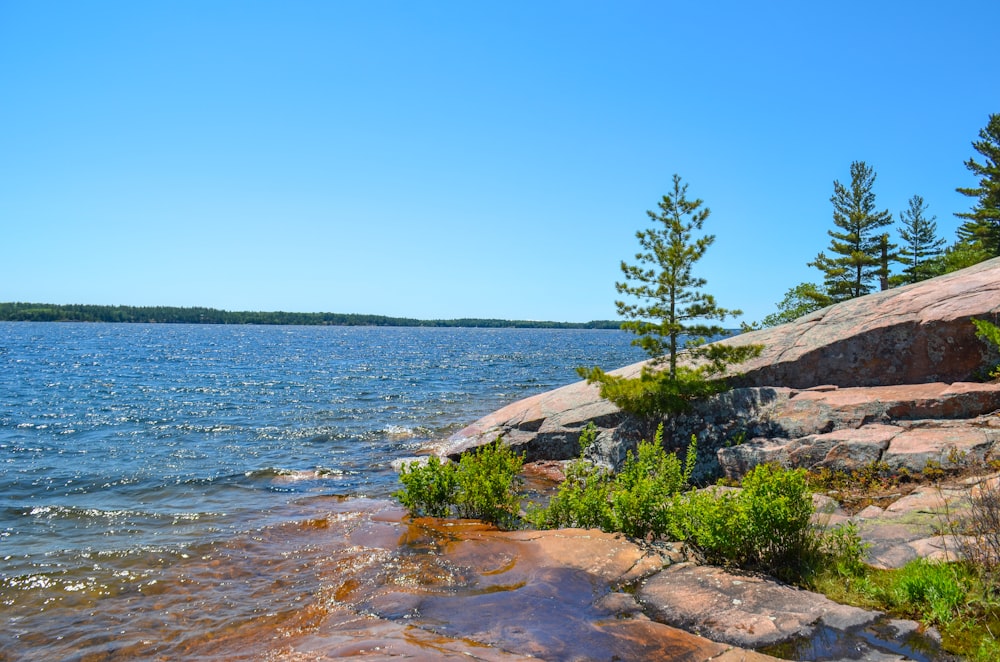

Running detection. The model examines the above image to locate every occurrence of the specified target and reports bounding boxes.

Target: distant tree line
[0,302,620,329]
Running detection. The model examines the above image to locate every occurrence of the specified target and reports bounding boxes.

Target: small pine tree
[897,195,945,284]
[956,113,1000,258]
[580,175,761,419]
[614,174,743,379]
[809,161,894,301]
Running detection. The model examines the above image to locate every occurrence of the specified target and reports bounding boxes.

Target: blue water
[0,322,644,650]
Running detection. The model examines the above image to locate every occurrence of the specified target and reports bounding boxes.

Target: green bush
[395,439,523,529]
[610,427,693,538]
[396,455,457,518]
[578,365,728,418]
[528,423,695,538]
[453,439,524,528]
[526,455,613,530]
[818,521,870,579]
[738,463,815,571]
[973,318,1000,380]
[667,487,745,565]
[668,464,818,581]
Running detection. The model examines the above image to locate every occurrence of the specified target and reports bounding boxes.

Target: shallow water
[0,322,645,659]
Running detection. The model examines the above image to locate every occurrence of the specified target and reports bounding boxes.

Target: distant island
[0,302,621,329]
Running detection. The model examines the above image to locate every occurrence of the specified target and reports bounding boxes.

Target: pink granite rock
[717,384,1000,479]
[725,256,1000,389]
[442,259,1000,464]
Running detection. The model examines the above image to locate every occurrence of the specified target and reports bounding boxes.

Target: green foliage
[669,464,817,580]
[932,241,993,276]
[585,174,762,420]
[577,421,598,454]
[396,456,457,518]
[0,301,619,329]
[818,521,870,579]
[812,555,1000,660]
[577,364,730,418]
[528,423,695,539]
[737,464,816,570]
[453,440,524,527]
[809,161,894,301]
[610,427,692,538]
[527,453,613,530]
[897,194,946,284]
[973,318,1000,380]
[395,439,523,528]
[760,282,830,327]
[614,174,744,379]
[890,560,970,626]
[956,113,1000,258]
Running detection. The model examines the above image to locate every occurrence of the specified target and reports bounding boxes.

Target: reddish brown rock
[883,424,998,473]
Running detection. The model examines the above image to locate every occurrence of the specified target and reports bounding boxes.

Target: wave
[243,467,346,482]
[11,503,224,525]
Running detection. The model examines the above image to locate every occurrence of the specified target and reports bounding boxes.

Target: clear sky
[2,1,999,324]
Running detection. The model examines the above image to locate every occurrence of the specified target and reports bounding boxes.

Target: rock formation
[407,261,1000,660]
[439,257,1000,480]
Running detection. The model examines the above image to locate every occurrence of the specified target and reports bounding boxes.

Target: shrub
[526,455,613,530]
[738,463,815,571]
[973,317,1000,380]
[529,423,695,538]
[395,439,523,529]
[609,427,694,538]
[818,521,870,579]
[668,463,818,581]
[578,364,729,419]
[396,455,457,518]
[453,439,524,528]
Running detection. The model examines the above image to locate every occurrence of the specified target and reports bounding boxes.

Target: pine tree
[955,113,1000,258]
[614,174,741,379]
[808,161,893,301]
[897,194,945,284]
[579,175,761,419]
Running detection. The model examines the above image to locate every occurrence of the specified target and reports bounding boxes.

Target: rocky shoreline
[418,257,1000,659]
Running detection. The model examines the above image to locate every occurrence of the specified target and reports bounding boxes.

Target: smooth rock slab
[638,564,878,649]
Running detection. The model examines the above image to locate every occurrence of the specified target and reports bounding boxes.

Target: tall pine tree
[897,194,945,284]
[809,161,893,301]
[955,113,1000,258]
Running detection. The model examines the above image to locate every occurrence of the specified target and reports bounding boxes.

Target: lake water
[0,322,645,659]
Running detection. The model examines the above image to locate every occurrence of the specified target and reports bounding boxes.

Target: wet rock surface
[182,499,776,661]
[417,261,1000,660]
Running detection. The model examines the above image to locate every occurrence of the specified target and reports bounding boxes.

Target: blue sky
[2,1,999,324]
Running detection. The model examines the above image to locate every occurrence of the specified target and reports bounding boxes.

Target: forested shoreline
[0,302,619,329]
